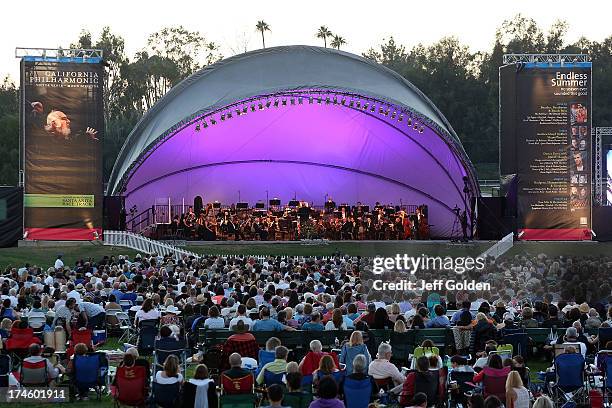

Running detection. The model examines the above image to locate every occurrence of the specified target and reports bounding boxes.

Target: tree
[316,26,333,48]
[256,20,271,49]
[330,35,346,50]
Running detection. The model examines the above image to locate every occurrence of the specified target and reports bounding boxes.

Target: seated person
[252,307,295,331]
[450,355,475,373]
[426,305,451,328]
[221,352,254,394]
[342,354,377,400]
[399,356,439,406]
[256,346,289,386]
[368,343,405,389]
[472,354,510,384]
[23,343,65,385]
[155,355,183,385]
[473,341,498,370]
[188,364,217,408]
[222,320,258,366]
[312,355,341,388]
[298,340,326,376]
[261,384,290,408]
[156,325,182,349]
[405,392,428,408]
[302,312,325,331]
[309,376,345,408]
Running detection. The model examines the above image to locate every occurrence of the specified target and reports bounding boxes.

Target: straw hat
[165,305,181,315]
[578,303,590,314]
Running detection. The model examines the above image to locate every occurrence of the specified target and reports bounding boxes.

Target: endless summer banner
[502,63,592,240]
[22,60,103,240]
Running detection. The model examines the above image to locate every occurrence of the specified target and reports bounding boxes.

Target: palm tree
[331,35,346,50]
[256,20,271,49]
[316,26,333,48]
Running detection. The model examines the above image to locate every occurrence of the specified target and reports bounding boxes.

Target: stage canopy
[108,46,479,237]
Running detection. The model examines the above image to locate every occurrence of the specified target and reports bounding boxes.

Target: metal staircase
[103,230,200,260]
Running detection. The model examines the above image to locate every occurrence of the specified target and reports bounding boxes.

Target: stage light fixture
[266,101,271,108]
[250,104,256,112]
[333,97,338,104]
[290,98,295,105]
[379,107,384,114]
[407,118,412,126]
[370,105,375,112]
[220,114,226,121]
[298,97,303,104]
[236,109,241,116]
[227,112,232,119]
[242,107,248,114]
[195,124,200,132]
[210,119,217,125]
[363,102,368,110]
[385,108,391,116]
[356,101,361,109]
[202,122,208,128]
[341,98,346,105]
[282,99,287,106]
[349,101,354,108]
[413,123,419,130]
[258,103,263,110]
[398,114,404,122]
[309,97,313,104]
[391,111,396,119]
[419,126,424,133]
[317,97,322,104]
[325,97,330,104]
[274,100,279,107]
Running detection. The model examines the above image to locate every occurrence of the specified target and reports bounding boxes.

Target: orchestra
[164,199,430,241]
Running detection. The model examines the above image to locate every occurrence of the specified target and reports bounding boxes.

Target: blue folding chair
[137,320,158,356]
[426,293,441,317]
[154,336,187,374]
[0,354,11,387]
[151,381,181,408]
[256,349,275,376]
[603,354,612,405]
[263,369,285,387]
[343,376,373,408]
[503,332,529,356]
[598,328,612,351]
[72,352,109,400]
[553,353,586,406]
[301,373,314,392]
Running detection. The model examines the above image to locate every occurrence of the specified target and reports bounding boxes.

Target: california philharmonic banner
[22,60,103,240]
[500,62,592,240]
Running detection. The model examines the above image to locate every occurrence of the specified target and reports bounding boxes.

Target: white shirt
[228,316,253,330]
[67,290,82,303]
[325,321,347,330]
[54,259,64,270]
[368,358,405,385]
[204,317,225,329]
[135,308,160,322]
[155,371,183,384]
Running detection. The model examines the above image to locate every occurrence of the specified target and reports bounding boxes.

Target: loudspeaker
[476,197,510,240]
[255,202,265,209]
[236,202,249,209]
[194,196,203,214]
[103,196,125,231]
[269,199,281,206]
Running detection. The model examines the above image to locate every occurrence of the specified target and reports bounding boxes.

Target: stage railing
[478,232,514,259]
[103,230,200,260]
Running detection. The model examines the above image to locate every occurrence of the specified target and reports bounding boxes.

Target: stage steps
[103,230,200,260]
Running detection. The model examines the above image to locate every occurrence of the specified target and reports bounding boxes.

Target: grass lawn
[0,246,138,270]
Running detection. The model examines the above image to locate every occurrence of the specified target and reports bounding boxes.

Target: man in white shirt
[23,344,65,383]
[368,343,405,389]
[54,255,64,270]
[228,304,253,330]
[66,283,82,303]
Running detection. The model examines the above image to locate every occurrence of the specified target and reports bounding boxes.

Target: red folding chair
[5,327,41,363]
[66,328,94,358]
[221,371,254,395]
[20,359,50,386]
[482,366,510,401]
[114,365,148,407]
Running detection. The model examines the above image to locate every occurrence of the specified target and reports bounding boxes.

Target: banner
[500,62,592,240]
[22,60,103,240]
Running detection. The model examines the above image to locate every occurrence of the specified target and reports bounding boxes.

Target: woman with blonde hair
[505,371,529,408]
[389,303,401,322]
[339,330,371,374]
[532,395,554,408]
[155,355,183,385]
[394,319,407,333]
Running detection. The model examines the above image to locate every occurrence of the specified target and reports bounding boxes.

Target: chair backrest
[426,293,441,316]
[28,312,47,329]
[155,337,187,367]
[219,393,256,408]
[137,324,158,355]
[21,359,49,386]
[72,328,93,345]
[0,354,11,387]
[115,311,131,325]
[414,370,440,405]
[115,365,147,405]
[263,369,285,386]
[555,353,585,389]
[152,381,181,408]
[449,370,476,394]
[344,376,372,408]
[256,350,275,375]
[503,333,529,356]
[413,346,440,359]
[598,327,612,351]
[221,372,254,394]
[74,353,103,386]
[283,391,313,408]
[482,366,510,400]
[7,327,36,349]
